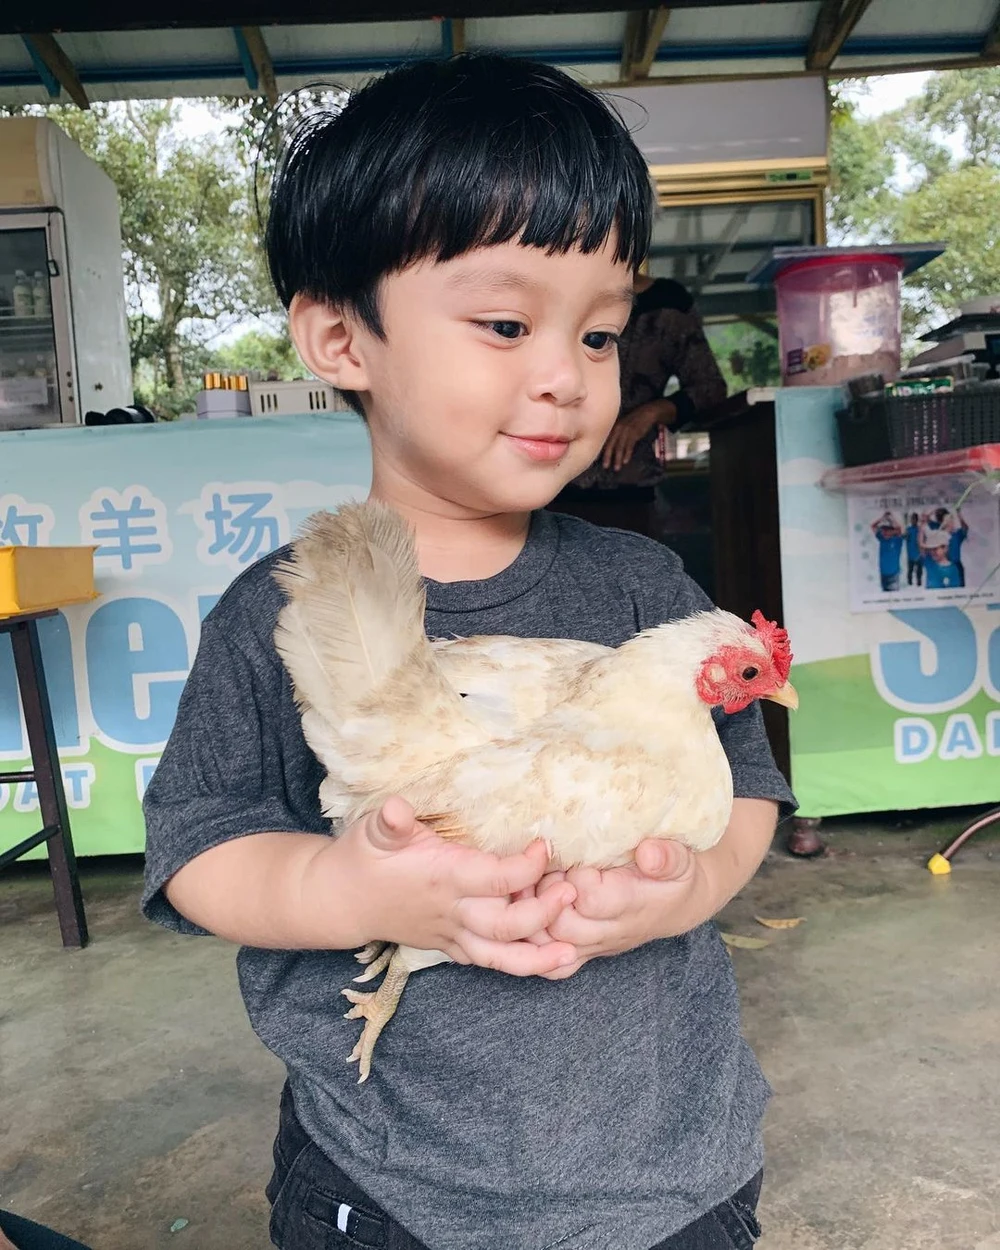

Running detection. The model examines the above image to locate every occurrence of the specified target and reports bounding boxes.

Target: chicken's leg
[342,945,411,1083]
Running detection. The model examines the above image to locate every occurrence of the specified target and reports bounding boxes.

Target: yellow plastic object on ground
[926,853,952,876]
[0,545,98,618]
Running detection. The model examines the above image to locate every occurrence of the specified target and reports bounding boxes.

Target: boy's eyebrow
[445,267,634,310]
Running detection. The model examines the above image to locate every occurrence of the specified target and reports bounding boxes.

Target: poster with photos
[847,474,1000,613]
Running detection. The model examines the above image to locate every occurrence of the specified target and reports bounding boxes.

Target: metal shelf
[821,444,1000,490]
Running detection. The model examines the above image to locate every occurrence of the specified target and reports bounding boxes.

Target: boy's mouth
[503,433,572,463]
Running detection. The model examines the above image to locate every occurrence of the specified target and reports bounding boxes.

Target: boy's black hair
[266,53,653,343]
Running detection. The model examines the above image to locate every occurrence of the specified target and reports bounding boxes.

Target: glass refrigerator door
[0,223,62,429]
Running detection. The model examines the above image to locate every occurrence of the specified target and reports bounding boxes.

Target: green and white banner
[0,413,371,858]
[776,388,1000,818]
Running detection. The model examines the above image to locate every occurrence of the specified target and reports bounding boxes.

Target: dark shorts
[268,1085,763,1250]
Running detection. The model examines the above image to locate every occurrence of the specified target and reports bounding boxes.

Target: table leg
[10,619,89,949]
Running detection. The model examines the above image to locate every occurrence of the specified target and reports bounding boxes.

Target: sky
[845,71,930,118]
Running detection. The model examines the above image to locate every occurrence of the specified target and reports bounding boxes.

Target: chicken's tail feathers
[273,501,431,717]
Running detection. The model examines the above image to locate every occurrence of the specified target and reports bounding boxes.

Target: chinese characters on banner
[0,414,372,856]
[847,475,1000,613]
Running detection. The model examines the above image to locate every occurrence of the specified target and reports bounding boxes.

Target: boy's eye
[482,320,526,340]
[583,331,620,352]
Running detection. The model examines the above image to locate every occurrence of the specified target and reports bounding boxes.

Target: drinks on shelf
[12,270,33,319]
[32,271,49,318]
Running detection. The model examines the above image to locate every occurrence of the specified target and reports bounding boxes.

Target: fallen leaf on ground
[754,916,805,930]
[720,932,770,950]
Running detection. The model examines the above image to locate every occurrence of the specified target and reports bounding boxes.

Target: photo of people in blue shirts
[922,529,964,589]
[855,487,995,612]
[870,511,904,592]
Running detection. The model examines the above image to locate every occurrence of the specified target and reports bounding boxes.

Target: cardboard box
[0,545,98,618]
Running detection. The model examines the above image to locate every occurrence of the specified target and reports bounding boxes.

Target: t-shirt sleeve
[637,542,798,817]
[141,604,325,936]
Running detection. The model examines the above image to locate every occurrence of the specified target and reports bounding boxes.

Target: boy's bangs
[266,55,654,334]
[397,153,646,274]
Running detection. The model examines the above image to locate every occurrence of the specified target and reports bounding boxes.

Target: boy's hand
[523,839,709,979]
[516,799,778,978]
[308,796,580,977]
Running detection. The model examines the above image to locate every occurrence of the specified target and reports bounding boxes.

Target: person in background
[905,511,924,586]
[926,506,949,532]
[871,511,904,593]
[947,508,969,586]
[922,529,963,590]
[550,272,726,537]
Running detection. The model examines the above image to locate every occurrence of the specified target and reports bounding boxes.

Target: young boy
[142,54,795,1250]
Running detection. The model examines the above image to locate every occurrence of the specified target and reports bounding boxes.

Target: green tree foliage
[827,97,896,242]
[829,69,1000,337]
[706,323,781,391]
[213,329,308,379]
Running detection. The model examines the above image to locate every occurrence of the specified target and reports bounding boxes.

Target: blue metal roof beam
[440,18,466,57]
[232,26,258,91]
[20,34,61,98]
[0,33,991,94]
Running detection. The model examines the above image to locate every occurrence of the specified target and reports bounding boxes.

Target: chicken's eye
[741,666,760,681]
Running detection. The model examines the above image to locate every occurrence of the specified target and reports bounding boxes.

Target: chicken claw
[352,943,393,983]
[342,946,411,1083]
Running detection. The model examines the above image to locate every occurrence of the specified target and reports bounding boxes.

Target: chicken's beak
[765,681,799,711]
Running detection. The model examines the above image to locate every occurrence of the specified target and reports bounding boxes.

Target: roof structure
[1,0,999,109]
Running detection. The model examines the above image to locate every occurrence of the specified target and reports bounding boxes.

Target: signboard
[847,475,1000,612]
[0,413,371,857]
[776,387,1000,818]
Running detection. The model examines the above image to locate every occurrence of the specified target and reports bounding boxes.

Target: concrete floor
[1,813,999,1250]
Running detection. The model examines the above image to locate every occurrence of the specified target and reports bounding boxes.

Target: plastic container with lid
[776,254,904,387]
[747,244,946,388]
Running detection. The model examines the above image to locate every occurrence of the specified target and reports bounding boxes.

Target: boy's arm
[145,595,577,974]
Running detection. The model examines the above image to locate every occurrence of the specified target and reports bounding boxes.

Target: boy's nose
[526,347,588,407]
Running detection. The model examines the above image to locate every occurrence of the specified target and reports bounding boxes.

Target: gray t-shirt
[142,510,796,1250]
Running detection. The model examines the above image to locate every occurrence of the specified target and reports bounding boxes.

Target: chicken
[273,502,797,1081]
[431,634,610,734]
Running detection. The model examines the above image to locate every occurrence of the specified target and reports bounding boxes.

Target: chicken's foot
[353,942,393,983]
[342,945,411,1083]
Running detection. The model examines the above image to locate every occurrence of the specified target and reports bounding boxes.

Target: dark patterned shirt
[573,278,727,490]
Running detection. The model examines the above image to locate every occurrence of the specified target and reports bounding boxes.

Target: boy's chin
[485,475,578,514]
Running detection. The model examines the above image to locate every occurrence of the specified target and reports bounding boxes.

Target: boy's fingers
[457,932,578,978]
[536,870,568,897]
[457,885,576,943]
[540,958,586,981]
[566,866,633,919]
[634,839,695,882]
[365,796,419,850]
[455,839,550,898]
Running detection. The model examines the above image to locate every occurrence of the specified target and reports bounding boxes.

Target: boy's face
[297,240,634,515]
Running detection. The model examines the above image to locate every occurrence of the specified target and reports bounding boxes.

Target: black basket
[837,386,1000,467]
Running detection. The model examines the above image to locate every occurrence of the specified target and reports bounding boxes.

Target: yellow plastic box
[0,545,98,618]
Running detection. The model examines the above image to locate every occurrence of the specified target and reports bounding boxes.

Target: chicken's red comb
[751,610,793,682]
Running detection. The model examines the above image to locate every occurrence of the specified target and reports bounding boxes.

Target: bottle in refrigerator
[32,271,49,318]
[12,270,33,319]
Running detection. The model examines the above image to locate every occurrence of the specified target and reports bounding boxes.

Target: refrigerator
[0,118,132,430]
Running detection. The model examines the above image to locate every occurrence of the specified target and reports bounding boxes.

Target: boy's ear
[288,294,372,393]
